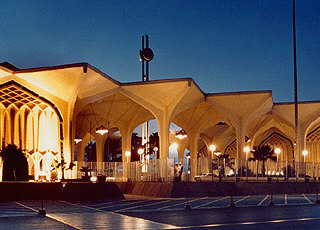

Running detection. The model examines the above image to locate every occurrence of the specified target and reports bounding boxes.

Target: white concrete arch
[251,120,294,149]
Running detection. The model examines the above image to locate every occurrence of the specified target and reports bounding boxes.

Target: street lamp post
[214,151,221,182]
[153,147,158,160]
[125,151,131,163]
[209,145,216,182]
[302,150,308,178]
[302,150,308,163]
[125,151,131,180]
[275,148,281,181]
[153,147,159,180]
[186,153,191,181]
[244,146,250,181]
[138,148,144,162]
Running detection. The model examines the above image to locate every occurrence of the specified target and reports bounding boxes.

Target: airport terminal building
[1,61,320,181]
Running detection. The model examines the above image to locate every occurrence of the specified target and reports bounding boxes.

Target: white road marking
[156,197,209,210]
[258,195,269,206]
[114,199,181,212]
[162,217,320,229]
[87,200,126,207]
[15,201,82,230]
[193,196,229,209]
[60,200,177,229]
[302,194,312,203]
[235,195,250,204]
[97,200,148,209]
[14,202,38,212]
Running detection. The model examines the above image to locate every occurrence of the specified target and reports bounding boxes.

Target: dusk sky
[1,0,319,102]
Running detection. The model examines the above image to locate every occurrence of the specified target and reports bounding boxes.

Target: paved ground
[0,194,320,229]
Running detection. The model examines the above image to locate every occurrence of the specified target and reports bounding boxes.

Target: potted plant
[80,166,91,181]
[97,174,106,183]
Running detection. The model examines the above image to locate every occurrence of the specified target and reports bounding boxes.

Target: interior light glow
[90,176,97,182]
[96,125,109,135]
[175,129,187,139]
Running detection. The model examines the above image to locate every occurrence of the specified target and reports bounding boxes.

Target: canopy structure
[1,61,320,181]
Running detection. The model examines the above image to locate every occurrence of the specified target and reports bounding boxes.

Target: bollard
[184,183,192,210]
[229,195,235,207]
[268,193,275,206]
[315,192,320,204]
[38,199,46,216]
[184,195,192,210]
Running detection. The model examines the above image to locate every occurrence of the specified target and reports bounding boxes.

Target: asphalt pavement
[0,194,319,229]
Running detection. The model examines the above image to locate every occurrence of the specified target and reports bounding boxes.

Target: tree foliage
[130,132,159,162]
[0,144,28,181]
[84,141,96,161]
[104,136,122,162]
[249,145,276,176]
[131,132,142,161]
[249,145,277,162]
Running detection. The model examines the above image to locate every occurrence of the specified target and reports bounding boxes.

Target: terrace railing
[75,158,320,182]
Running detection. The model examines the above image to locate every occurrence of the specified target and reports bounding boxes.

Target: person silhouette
[178,162,183,182]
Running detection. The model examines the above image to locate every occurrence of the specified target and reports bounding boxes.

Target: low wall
[117,181,320,198]
[117,182,173,197]
[0,182,124,201]
[0,182,63,201]
[61,182,124,200]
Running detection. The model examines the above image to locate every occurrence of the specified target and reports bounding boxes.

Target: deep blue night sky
[0,0,319,102]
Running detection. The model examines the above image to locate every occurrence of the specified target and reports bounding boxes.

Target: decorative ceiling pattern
[0,81,62,122]
[0,84,43,109]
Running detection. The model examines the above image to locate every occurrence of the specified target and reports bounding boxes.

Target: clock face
[141,48,154,62]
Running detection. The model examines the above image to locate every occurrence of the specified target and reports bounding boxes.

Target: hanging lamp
[96,125,109,135]
[175,129,187,140]
[74,135,82,144]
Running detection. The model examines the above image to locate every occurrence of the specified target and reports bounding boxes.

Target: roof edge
[13,62,121,85]
[207,90,272,97]
[121,77,206,96]
[121,77,192,86]
[275,100,320,105]
[14,62,89,73]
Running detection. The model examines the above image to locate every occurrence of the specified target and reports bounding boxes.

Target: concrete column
[236,122,246,161]
[75,142,83,162]
[157,112,170,180]
[188,132,199,181]
[94,134,106,174]
[177,140,188,165]
[119,125,133,181]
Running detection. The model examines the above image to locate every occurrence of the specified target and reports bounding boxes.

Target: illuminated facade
[0,81,61,180]
[1,61,320,181]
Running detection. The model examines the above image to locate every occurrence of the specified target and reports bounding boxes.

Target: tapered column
[157,113,170,180]
[95,134,106,174]
[119,125,133,181]
[188,132,199,181]
[236,122,246,160]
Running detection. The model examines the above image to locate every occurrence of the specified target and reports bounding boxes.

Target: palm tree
[249,145,277,176]
[80,166,92,180]
[55,157,67,181]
